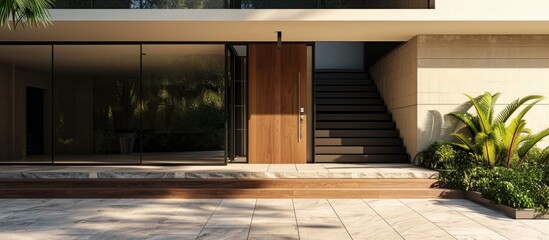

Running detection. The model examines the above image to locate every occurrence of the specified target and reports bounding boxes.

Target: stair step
[316,130,399,138]
[316,121,395,129]
[315,73,369,79]
[316,105,387,112]
[0,187,463,198]
[316,92,379,99]
[316,79,373,86]
[0,179,438,189]
[315,154,409,163]
[313,70,408,164]
[316,99,383,105]
[316,146,406,154]
[316,86,377,92]
[317,114,391,121]
[315,138,403,146]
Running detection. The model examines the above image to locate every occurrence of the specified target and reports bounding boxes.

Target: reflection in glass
[141,45,226,164]
[53,45,140,164]
[53,0,225,9]
[239,0,430,9]
[0,46,52,163]
[227,45,248,162]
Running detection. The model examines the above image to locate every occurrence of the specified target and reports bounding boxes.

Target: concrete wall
[370,37,418,157]
[315,42,364,70]
[416,35,549,153]
[371,35,549,160]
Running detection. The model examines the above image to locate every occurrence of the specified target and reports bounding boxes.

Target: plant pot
[465,191,549,219]
[117,133,136,154]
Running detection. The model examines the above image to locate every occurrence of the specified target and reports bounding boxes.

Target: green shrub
[477,165,549,210]
[417,142,478,189]
[420,141,549,210]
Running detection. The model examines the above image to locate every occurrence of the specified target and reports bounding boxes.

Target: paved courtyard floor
[0,198,547,240]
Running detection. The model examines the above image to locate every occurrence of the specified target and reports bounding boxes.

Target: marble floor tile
[0,163,440,179]
[250,200,297,235]
[248,234,300,240]
[442,200,548,240]
[401,199,506,239]
[145,234,198,240]
[293,199,352,240]
[197,228,249,240]
[203,199,256,229]
[518,219,549,235]
[294,164,329,172]
[0,198,546,239]
[150,222,205,236]
[250,222,298,235]
[267,164,298,173]
[366,199,454,240]
[328,199,403,240]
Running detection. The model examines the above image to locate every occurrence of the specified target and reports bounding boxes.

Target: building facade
[0,0,548,165]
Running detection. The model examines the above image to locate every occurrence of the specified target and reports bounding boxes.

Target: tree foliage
[449,92,549,168]
[0,0,53,30]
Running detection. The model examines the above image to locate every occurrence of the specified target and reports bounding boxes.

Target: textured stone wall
[371,35,549,160]
[370,37,418,158]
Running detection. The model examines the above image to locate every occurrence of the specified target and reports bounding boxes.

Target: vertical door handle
[298,72,302,142]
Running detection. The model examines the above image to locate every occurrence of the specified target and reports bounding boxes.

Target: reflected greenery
[93,77,139,154]
[53,0,224,9]
[142,54,225,152]
[53,0,430,9]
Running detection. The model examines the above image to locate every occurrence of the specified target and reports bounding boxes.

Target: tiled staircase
[314,72,409,163]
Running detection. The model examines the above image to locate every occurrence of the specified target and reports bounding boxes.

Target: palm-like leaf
[495,95,544,123]
[518,127,549,160]
[488,92,501,124]
[448,92,546,168]
[449,112,480,135]
[0,0,53,30]
[501,119,526,167]
[450,133,475,151]
[465,93,493,133]
[474,132,497,166]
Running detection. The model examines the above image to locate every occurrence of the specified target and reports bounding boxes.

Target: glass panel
[239,0,430,9]
[52,0,430,8]
[53,0,225,9]
[0,45,52,163]
[227,45,247,163]
[141,45,226,164]
[53,45,141,164]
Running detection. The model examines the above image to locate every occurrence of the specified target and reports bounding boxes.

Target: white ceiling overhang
[2,0,549,42]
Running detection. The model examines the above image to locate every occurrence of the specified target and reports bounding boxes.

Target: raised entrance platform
[0,164,463,198]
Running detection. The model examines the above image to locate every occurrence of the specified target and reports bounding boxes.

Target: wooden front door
[248,43,308,164]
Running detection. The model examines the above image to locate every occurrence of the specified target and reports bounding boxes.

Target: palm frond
[488,92,501,123]
[451,133,474,151]
[518,127,549,159]
[502,119,526,167]
[23,0,53,28]
[483,138,497,167]
[0,0,52,30]
[465,93,493,133]
[448,112,479,134]
[495,95,544,124]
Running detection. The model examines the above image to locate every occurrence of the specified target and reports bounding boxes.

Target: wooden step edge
[0,187,464,199]
[0,179,439,189]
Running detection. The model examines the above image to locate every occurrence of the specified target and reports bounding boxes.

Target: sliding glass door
[53,45,141,164]
[140,44,226,164]
[0,43,230,165]
[0,45,52,164]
